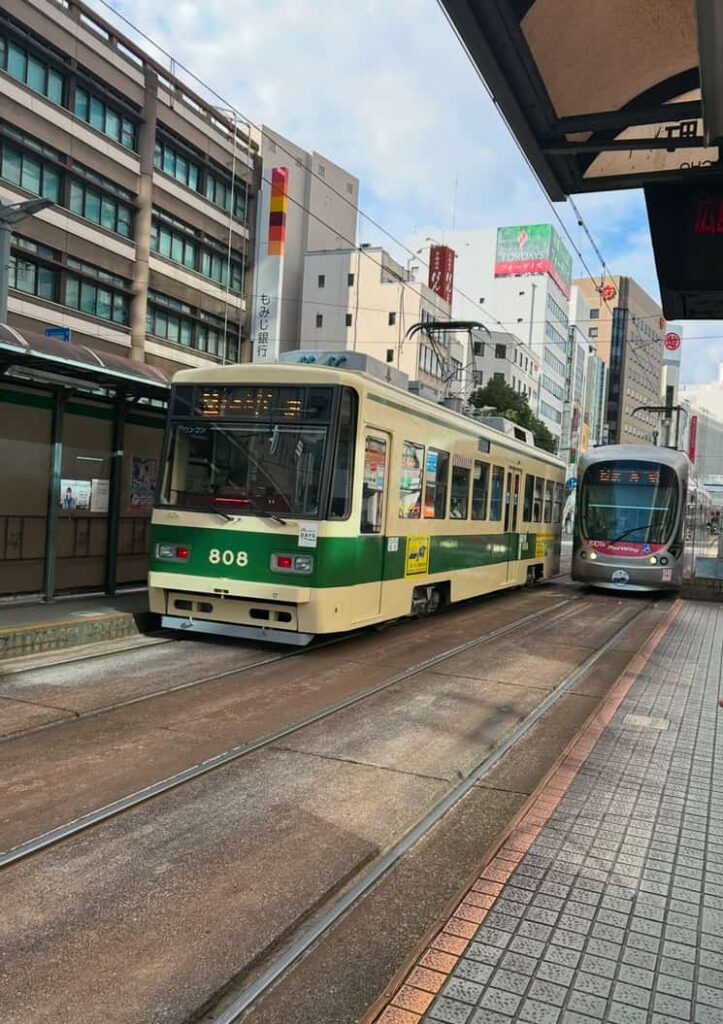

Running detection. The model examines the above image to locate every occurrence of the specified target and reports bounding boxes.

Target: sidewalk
[372,598,723,1024]
[0,591,153,661]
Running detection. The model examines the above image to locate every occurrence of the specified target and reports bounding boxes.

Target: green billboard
[495,224,572,298]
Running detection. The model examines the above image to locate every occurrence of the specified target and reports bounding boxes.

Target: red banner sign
[689,414,698,463]
[428,245,455,305]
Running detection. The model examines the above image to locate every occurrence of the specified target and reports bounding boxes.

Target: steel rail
[208,601,653,1024]
[0,598,577,869]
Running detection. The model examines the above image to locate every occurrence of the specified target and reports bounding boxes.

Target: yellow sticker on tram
[405,534,430,576]
[535,533,556,558]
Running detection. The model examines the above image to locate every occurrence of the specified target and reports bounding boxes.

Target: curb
[0,610,156,661]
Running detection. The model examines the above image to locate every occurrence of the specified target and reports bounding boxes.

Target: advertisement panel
[495,224,572,298]
[428,245,455,305]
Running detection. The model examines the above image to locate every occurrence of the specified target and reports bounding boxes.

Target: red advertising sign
[689,414,698,463]
[664,331,681,351]
[428,245,455,305]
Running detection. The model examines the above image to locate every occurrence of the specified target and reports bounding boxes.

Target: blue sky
[94,0,723,384]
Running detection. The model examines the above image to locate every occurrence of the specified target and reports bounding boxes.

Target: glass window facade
[74,85,136,150]
[1,35,65,104]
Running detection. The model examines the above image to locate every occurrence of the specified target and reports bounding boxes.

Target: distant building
[575,276,664,445]
[299,245,464,400]
[470,330,539,404]
[250,126,359,362]
[446,224,574,447]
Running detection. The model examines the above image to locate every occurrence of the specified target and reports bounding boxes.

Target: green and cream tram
[149,356,565,644]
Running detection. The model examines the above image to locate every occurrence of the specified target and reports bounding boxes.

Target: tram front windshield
[160,385,335,517]
[580,461,678,545]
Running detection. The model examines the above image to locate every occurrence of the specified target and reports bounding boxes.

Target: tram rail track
[203,598,656,1024]
[1,595,582,870]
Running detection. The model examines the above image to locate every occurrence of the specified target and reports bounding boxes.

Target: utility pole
[0,197,55,323]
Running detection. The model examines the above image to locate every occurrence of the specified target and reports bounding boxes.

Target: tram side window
[329,388,357,519]
[424,448,449,518]
[489,465,504,521]
[533,477,543,522]
[523,475,534,521]
[450,462,471,519]
[472,460,489,520]
[544,480,554,523]
[552,482,563,524]
[360,435,386,534]
[399,440,424,518]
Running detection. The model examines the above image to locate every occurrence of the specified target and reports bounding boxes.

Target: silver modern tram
[572,445,711,591]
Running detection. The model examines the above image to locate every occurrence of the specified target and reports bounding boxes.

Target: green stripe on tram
[150,524,552,588]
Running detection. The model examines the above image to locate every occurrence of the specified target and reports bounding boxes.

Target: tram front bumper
[571,556,680,591]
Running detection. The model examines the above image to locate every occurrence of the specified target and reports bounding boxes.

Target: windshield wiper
[253,508,288,525]
[608,526,649,545]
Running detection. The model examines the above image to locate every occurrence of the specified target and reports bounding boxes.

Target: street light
[0,197,54,323]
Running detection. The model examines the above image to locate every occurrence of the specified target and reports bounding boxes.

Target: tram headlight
[156,543,190,562]
[648,556,658,565]
[271,553,314,574]
[660,557,669,566]
[588,551,598,560]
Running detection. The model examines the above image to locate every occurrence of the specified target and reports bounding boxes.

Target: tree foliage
[470,377,558,454]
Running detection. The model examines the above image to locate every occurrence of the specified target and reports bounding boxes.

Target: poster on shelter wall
[130,456,158,510]
[90,479,109,513]
[59,480,91,511]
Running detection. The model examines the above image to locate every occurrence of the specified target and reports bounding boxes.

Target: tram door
[355,430,390,621]
[504,470,522,581]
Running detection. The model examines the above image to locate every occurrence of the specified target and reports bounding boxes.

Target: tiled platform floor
[375,600,723,1024]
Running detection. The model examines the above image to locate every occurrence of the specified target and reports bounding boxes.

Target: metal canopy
[0,324,170,399]
[440,0,720,199]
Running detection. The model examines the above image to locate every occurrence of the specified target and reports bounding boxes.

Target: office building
[299,245,464,399]
[574,276,664,445]
[444,224,574,447]
[0,0,263,599]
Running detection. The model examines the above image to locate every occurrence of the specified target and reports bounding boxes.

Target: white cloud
[93,0,723,384]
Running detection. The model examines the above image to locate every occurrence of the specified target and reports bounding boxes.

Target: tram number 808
[209,548,248,567]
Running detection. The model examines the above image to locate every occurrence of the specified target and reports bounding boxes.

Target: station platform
[0,590,152,661]
[370,598,723,1024]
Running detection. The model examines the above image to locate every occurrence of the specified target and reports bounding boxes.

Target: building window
[151,216,196,269]
[316,314,323,328]
[205,168,246,221]
[0,134,60,201]
[495,343,506,359]
[64,267,129,325]
[588,327,598,338]
[73,85,136,150]
[146,288,238,359]
[318,274,325,288]
[589,308,599,319]
[493,372,505,383]
[388,311,396,326]
[154,136,200,191]
[347,273,354,286]
[345,313,352,327]
[69,179,133,237]
[9,239,59,301]
[1,35,65,105]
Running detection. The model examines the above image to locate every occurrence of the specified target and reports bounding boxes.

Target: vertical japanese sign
[688,415,698,463]
[251,167,288,363]
[428,245,455,305]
